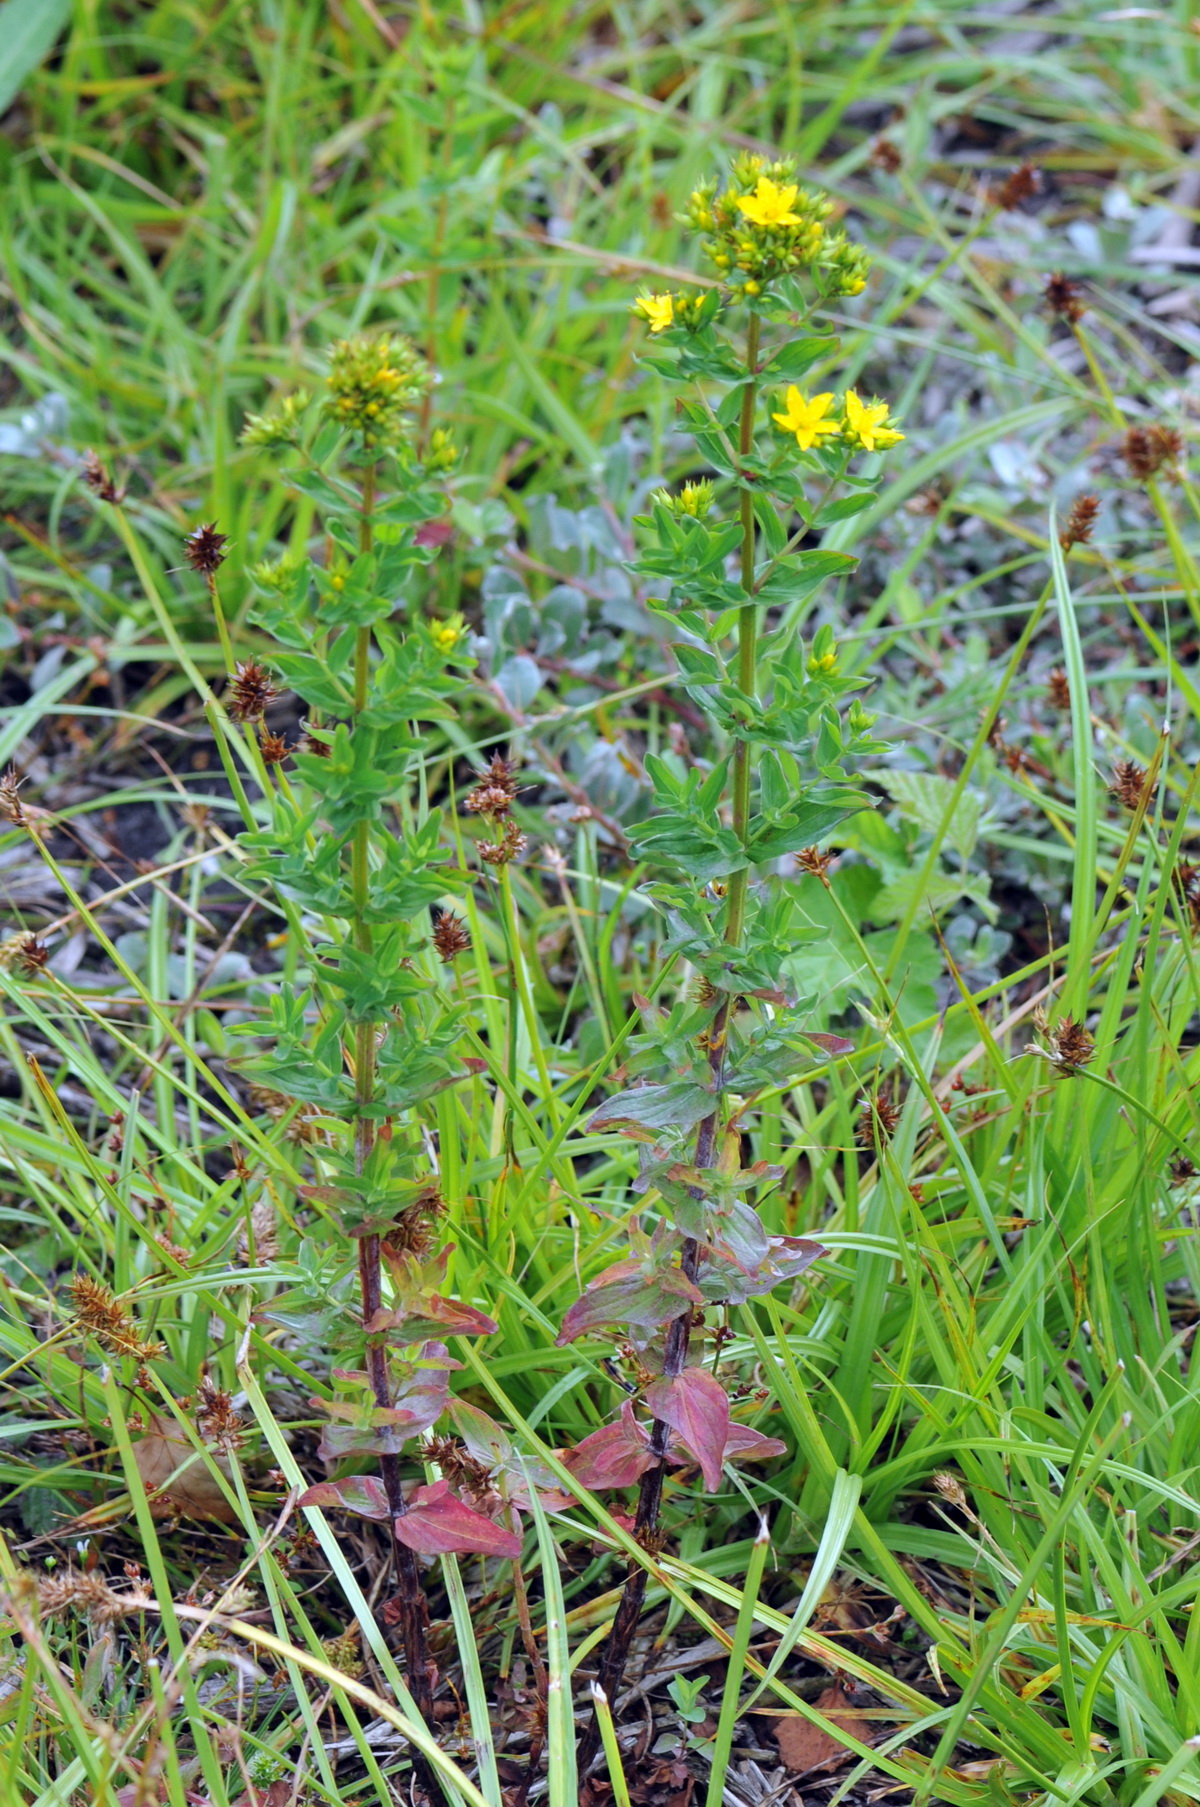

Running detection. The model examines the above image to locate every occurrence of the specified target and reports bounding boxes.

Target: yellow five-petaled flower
[736,176,802,229]
[772,387,840,451]
[635,293,675,334]
[843,390,904,452]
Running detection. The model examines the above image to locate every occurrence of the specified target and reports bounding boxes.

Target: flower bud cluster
[250,555,304,592]
[425,426,459,473]
[241,390,311,449]
[679,154,870,302]
[653,479,715,519]
[323,333,428,452]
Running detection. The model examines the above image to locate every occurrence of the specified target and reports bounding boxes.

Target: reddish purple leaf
[722,1422,788,1463]
[415,518,454,547]
[560,1402,658,1490]
[556,1265,703,1346]
[645,1367,730,1491]
[804,1031,855,1058]
[298,1474,391,1520]
[364,1294,498,1339]
[392,1480,522,1558]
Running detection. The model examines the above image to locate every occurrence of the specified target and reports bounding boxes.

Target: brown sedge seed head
[1109,758,1147,811]
[183,523,230,576]
[856,1094,901,1145]
[1044,272,1085,322]
[259,729,290,765]
[432,911,471,962]
[993,162,1040,211]
[1059,493,1099,550]
[69,1273,165,1364]
[796,845,834,884]
[81,450,124,504]
[478,819,527,867]
[227,658,279,722]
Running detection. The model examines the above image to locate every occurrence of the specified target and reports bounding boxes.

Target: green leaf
[755,550,857,604]
[870,866,995,926]
[587,1081,714,1135]
[747,795,870,862]
[672,642,726,685]
[876,770,985,861]
[812,491,877,528]
[761,337,833,381]
[0,0,71,114]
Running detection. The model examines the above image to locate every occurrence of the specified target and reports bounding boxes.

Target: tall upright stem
[584,315,763,1766]
[349,461,436,1754]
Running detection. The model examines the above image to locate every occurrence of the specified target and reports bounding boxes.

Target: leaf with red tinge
[371,1242,499,1339]
[392,1480,522,1557]
[587,1080,714,1135]
[132,1418,236,1523]
[700,1235,826,1305]
[722,1422,788,1463]
[364,1294,498,1339]
[415,518,454,548]
[771,1683,876,1774]
[299,1474,391,1520]
[560,1402,658,1490]
[803,1031,855,1058]
[645,1367,729,1491]
[557,1262,703,1345]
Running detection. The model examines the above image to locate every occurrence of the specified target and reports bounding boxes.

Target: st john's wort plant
[221,335,528,1741]
[554,154,902,1756]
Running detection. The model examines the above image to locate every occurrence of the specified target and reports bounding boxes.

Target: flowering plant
[221,334,525,1741]
[565,151,901,1754]
[188,145,902,1786]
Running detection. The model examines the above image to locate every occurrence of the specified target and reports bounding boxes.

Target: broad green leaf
[0,0,71,115]
[876,769,986,862]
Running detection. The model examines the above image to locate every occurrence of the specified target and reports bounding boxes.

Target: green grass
[4,2,1200,1804]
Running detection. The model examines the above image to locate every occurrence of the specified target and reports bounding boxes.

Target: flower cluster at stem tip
[322,332,429,452]
[634,152,869,326]
[773,385,904,455]
[685,153,869,302]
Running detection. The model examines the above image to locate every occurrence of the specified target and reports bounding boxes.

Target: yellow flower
[432,617,464,652]
[736,176,802,228]
[772,388,840,451]
[844,390,904,452]
[634,293,675,334]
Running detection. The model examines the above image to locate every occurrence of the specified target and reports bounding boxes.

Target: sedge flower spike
[736,175,802,228]
[635,293,675,334]
[772,388,840,451]
[843,390,904,453]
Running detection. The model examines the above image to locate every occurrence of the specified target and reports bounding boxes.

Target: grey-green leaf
[0,0,72,115]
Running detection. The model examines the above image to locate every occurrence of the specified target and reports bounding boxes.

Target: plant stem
[499,861,560,1128]
[208,572,237,678]
[349,460,436,1757]
[582,314,763,1771]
